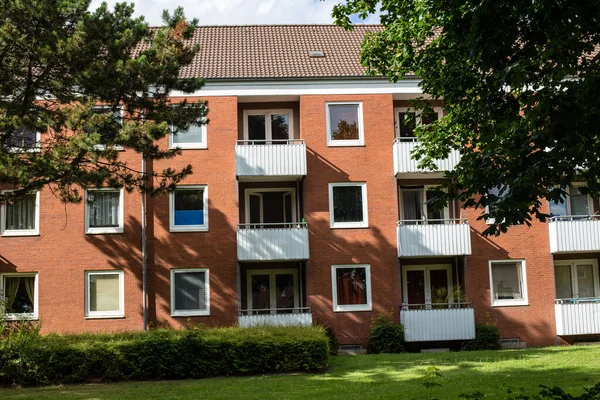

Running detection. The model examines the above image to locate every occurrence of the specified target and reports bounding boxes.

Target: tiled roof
[176,25,383,80]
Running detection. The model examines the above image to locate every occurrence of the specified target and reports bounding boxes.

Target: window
[554,260,599,300]
[326,103,364,146]
[329,182,368,228]
[1,273,38,320]
[85,270,124,318]
[171,269,210,317]
[243,110,293,143]
[486,185,510,224]
[246,269,298,314]
[399,186,449,224]
[489,260,528,306]
[549,186,592,217]
[4,126,40,152]
[85,188,123,234]
[394,107,442,140]
[87,106,124,151]
[1,191,40,236]
[169,122,207,149]
[169,186,208,232]
[331,265,372,312]
[244,188,296,226]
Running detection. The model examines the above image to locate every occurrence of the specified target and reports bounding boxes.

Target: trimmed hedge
[461,323,502,351]
[0,326,330,387]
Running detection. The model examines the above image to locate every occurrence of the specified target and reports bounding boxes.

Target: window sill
[170,226,209,233]
[85,227,124,235]
[330,223,369,229]
[85,315,125,320]
[169,144,208,150]
[1,230,40,237]
[93,144,125,151]
[333,306,372,313]
[171,311,210,317]
[491,301,529,307]
[3,314,38,321]
[327,142,365,148]
[5,147,41,153]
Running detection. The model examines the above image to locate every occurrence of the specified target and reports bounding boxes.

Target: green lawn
[4,346,600,399]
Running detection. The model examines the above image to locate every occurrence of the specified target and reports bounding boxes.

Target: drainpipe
[455,256,460,306]
[141,153,147,331]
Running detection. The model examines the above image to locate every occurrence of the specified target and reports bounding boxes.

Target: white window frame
[243,109,294,142]
[398,185,450,222]
[326,102,364,147]
[244,188,297,224]
[485,185,510,225]
[84,270,125,318]
[90,105,124,151]
[554,259,600,300]
[0,272,39,320]
[5,130,41,153]
[549,184,594,217]
[488,259,528,307]
[84,188,124,234]
[402,264,453,305]
[0,190,40,237]
[394,107,443,139]
[169,123,207,150]
[170,268,210,317]
[246,269,299,313]
[169,185,209,232]
[329,182,368,229]
[331,264,372,312]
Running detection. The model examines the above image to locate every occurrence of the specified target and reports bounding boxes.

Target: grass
[3,345,600,399]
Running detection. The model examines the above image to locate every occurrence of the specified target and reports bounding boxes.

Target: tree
[333,0,600,235]
[0,0,207,203]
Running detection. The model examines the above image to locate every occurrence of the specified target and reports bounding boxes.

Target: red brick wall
[300,94,401,344]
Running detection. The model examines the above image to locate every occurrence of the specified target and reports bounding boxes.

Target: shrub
[461,323,502,351]
[0,326,329,387]
[367,312,405,354]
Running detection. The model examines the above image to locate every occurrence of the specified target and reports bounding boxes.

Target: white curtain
[6,196,35,230]
[89,191,119,227]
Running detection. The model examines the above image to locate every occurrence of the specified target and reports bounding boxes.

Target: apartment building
[1,25,599,348]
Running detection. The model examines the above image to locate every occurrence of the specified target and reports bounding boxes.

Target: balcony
[235,139,307,180]
[549,216,600,253]
[397,219,472,257]
[237,223,309,261]
[400,303,476,342]
[555,299,600,335]
[238,307,312,328]
[393,138,460,176]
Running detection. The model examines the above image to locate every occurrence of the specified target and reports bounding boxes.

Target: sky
[88,0,381,26]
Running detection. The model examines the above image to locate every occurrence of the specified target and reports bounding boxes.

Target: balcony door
[247,269,298,314]
[399,186,448,224]
[243,110,293,144]
[403,265,452,308]
[554,260,600,300]
[245,189,296,227]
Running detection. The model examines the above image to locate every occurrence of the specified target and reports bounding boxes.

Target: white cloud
[89,0,351,26]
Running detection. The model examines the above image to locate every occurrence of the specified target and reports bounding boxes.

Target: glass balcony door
[403,265,453,308]
[247,269,298,314]
[555,260,600,300]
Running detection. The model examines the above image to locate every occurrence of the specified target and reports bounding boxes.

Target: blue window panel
[174,210,204,226]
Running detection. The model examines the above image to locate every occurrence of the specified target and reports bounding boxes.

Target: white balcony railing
[548,216,600,253]
[238,307,312,328]
[393,138,460,175]
[235,140,307,178]
[397,219,472,257]
[401,303,476,342]
[555,299,600,335]
[237,223,309,261]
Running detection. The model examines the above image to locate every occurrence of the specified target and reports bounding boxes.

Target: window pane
[6,127,37,149]
[421,109,439,125]
[248,115,266,141]
[275,273,295,310]
[88,191,120,227]
[89,274,120,312]
[549,192,567,217]
[554,265,573,299]
[402,189,422,221]
[5,195,36,230]
[4,277,35,314]
[577,264,596,298]
[333,186,363,223]
[173,124,202,144]
[271,114,290,140]
[492,263,523,300]
[251,274,271,311]
[336,268,367,305]
[570,188,589,216]
[174,189,204,226]
[426,189,444,221]
[174,272,207,311]
[398,112,416,138]
[329,105,359,141]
